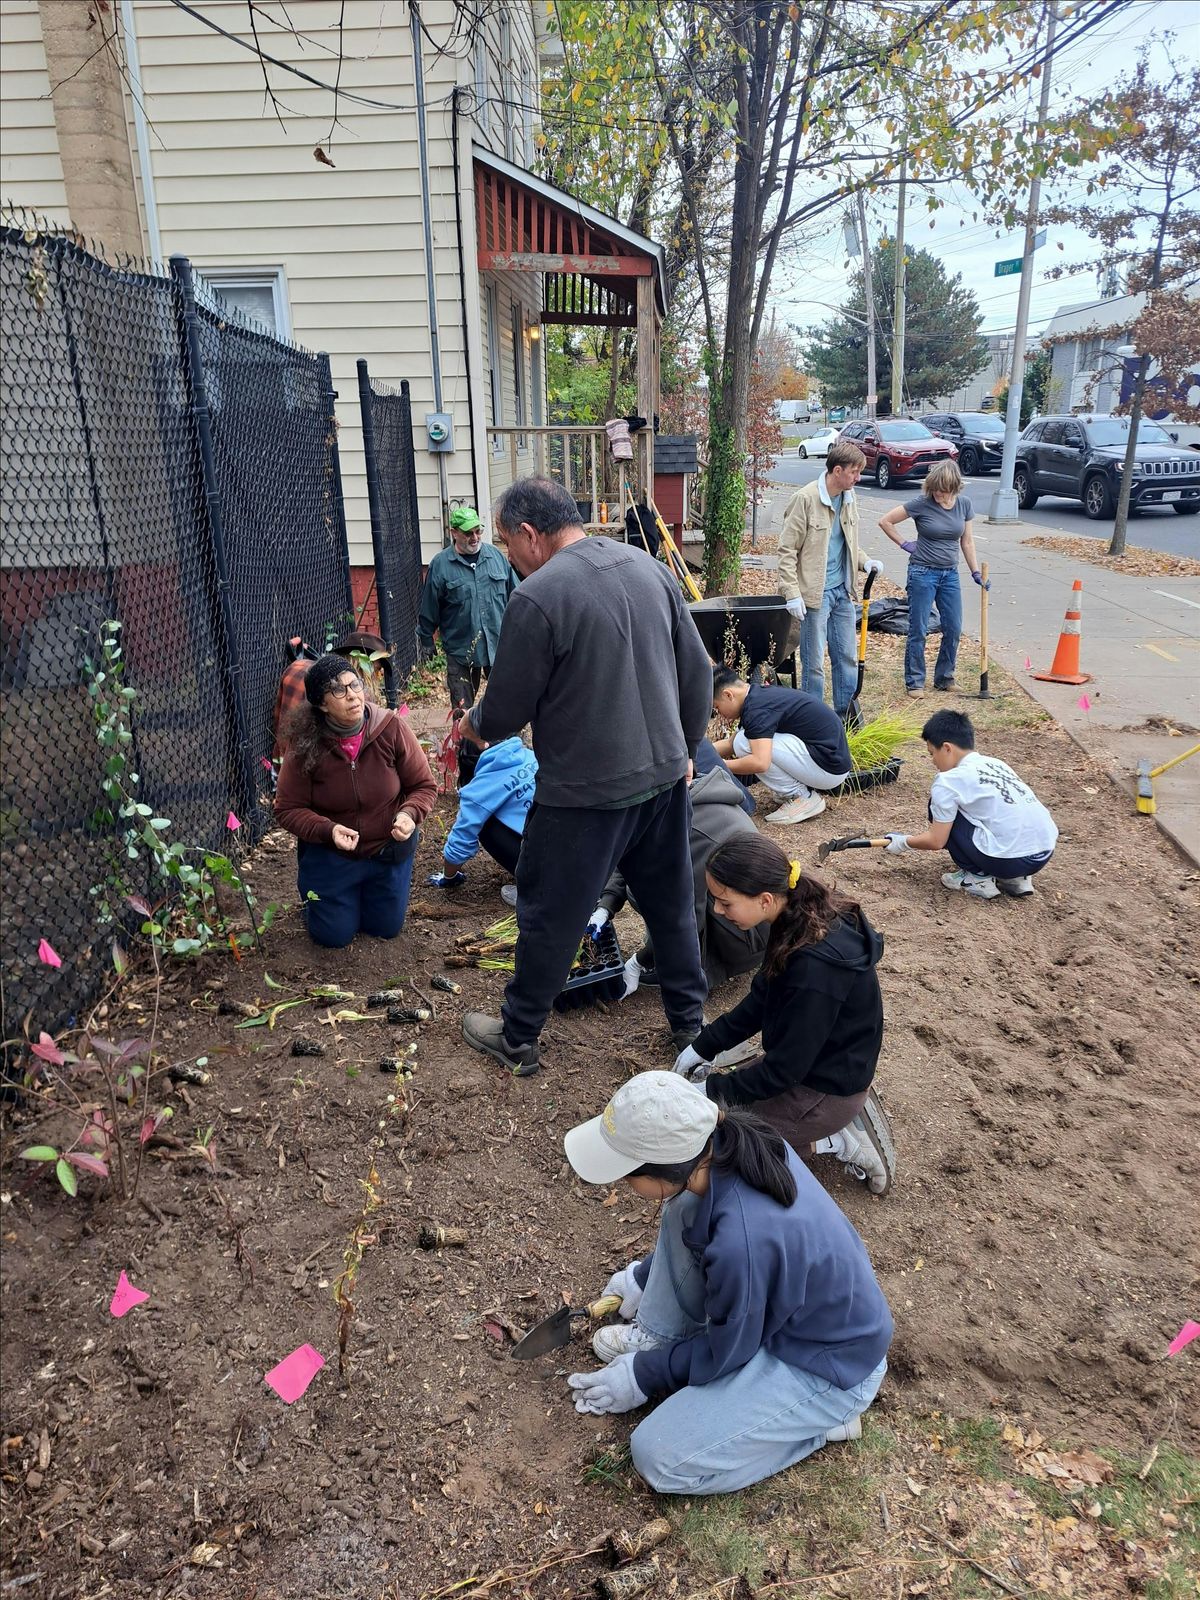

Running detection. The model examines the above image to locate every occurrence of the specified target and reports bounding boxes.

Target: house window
[499,10,514,162]
[473,27,489,132]
[486,284,503,453]
[511,303,527,449]
[199,268,290,339]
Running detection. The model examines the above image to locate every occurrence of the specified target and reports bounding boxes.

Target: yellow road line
[1141,642,1180,663]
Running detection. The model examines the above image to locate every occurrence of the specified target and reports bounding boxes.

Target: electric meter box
[425,412,454,453]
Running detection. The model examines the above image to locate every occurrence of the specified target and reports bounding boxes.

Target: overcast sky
[774,0,1195,344]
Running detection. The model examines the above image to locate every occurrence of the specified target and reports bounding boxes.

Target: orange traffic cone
[1033,578,1092,686]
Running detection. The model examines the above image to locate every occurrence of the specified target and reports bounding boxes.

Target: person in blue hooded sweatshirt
[561,1071,892,1496]
[425,736,536,902]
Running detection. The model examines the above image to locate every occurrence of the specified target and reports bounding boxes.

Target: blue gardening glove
[586,906,611,939]
[602,1261,644,1320]
[885,833,912,855]
[425,870,466,888]
[900,540,918,555]
[972,570,991,590]
[673,1043,714,1082]
[567,1353,647,1416]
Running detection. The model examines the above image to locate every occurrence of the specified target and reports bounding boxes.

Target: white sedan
[797,426,842,459]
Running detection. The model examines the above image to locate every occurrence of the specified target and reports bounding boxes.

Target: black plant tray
[553,921,625,1013]
[833,759,903,796]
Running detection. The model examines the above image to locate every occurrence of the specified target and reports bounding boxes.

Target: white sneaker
[835,1114,893,1196]
[500,884,518,907]
[592,1323,667,1364]
[941,868,999,901]
[824,1414,863,1443]
[766,793,826,825]
[997,875,1035,897]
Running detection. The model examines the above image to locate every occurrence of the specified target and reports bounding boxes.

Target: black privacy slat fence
[1,223,354,1035]
[357,360,424,707]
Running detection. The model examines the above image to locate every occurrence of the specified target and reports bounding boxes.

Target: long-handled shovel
[510,1294,622,1360]
[817,834,889,865]
[845,567,877,729]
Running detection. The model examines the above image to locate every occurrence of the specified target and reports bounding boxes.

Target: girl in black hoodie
[674,834,895,1195]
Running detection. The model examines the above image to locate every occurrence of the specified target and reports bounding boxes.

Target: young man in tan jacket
[778,440,882,720]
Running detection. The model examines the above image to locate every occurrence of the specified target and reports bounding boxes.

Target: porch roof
[472,143,667,326]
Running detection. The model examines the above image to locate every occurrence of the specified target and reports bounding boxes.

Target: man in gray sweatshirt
[459,477,712,1076]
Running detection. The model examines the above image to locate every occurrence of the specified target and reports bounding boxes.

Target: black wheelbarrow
[688,594,801,684]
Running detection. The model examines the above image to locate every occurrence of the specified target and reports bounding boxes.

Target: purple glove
[900,540,918,555]
[972,571,991,590]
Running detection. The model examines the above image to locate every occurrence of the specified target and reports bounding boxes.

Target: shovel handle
[586,1294,623,1320]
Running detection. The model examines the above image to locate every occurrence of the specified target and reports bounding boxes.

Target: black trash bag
[854,598,941,636]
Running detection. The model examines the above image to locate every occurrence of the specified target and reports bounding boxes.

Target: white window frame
[473,27,489,132]
[511,302,527,450]
[486,283,504,453]
[519,51,534,163]
[499,10,514,162]
[198,267,291,340]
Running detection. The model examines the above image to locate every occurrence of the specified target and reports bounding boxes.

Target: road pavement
[774,438,1200,559]
[755,462,1200,861]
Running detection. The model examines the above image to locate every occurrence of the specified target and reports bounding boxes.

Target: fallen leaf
[188,1541,223,1567]
[906,1476,924,1496]
[1032,1449,1113,1486]
[602,1189,619,1207]
[482,1320,506,1342]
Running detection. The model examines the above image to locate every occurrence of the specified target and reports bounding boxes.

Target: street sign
[866,392,878,405]
[994,257,1022,277]
[1033,228,1047,251]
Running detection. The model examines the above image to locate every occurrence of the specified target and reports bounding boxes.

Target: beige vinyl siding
[0,1,70,225]
[118,0,541,566]
[481,268,545,503]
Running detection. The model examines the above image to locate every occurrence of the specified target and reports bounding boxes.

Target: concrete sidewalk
[716,479,1200,862]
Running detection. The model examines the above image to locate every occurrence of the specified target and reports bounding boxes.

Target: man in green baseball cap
[418,504,518,720]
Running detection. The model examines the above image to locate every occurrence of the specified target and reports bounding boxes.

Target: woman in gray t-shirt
[878,460,989,693]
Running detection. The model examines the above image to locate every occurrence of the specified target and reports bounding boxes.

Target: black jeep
[923,411,1007,476]
[1013,414,1200,520]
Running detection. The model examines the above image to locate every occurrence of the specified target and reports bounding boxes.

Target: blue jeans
[905,564,961,689]
[628,1192,887,1496]
[296,835,418,949]
[800,584,857,715]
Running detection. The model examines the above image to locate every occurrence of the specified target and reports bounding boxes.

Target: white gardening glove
[586,906,611,939]
[602,1261,644,1320]
[863,558,884,576]
[567,1353,647,1415]
[885,833,912,854]
[785,595,807,620]
[621,954,643,999]
[673,1043,714,1082]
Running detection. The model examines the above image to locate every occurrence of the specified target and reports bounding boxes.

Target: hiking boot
[670,1026,702,1053]
[941,868,1000,900]
[461,1012,539,1077]
[905,686,925,697]
[499,884,518,908]
[824,1414,864,1443]
[766,793,826,825]
[997,875,1035,897]
[836,1114,892,1196]
[934,678,957,691]
[592,1322,667,1364]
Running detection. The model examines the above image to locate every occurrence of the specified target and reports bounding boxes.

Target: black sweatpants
[501,779,707,1047]
[479,816,522,875]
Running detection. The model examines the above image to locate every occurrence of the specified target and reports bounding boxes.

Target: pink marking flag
[1077,694,1091,713]
[37,939,62,969]
[1167,1320,1200,1357]
[264,1343,325,1404]
[226,811,241,831]
[1023,656,1032,671]
[398,703,411,717]
[109,1271,150,1318]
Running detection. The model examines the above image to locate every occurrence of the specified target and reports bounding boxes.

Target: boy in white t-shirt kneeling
[884,710,1057,901]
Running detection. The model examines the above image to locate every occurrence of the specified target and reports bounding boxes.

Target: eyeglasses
[326,678,363,700]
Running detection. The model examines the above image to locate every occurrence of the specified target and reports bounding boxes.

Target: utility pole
[856,190,877,419]
[989,1,1057,522]
[890,151,907,416]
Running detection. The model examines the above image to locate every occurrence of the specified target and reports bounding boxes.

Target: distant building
[915,333,1013,414]
[1043,287,1200,422]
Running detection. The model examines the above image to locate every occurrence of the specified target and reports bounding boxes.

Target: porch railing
[487,425,636,528]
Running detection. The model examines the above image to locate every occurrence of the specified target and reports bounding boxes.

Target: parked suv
[923,411,1007,475]
[840,419,958,489]
[1014,414,1200,519]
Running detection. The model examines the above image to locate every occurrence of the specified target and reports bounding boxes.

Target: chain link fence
[1,222,353,1035]
[357,361,424,707]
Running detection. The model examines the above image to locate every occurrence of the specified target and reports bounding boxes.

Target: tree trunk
[1108,352,1151,557]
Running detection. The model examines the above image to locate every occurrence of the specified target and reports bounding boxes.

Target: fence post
[401,379,422,562]
[357,359,399,707]
[169,254,258,826]
[318,352,355,628]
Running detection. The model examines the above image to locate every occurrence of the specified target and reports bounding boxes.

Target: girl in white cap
[562,1071,892,1495]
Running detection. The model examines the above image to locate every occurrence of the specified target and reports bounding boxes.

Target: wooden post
[636,275,655,509]
[589,432,598,524]
[978,561,990,697]
[509,428,518,488]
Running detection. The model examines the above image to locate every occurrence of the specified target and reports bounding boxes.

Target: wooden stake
[979,560,991,697]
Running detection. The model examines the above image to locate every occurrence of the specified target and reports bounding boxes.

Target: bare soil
[2,707,1197,1600]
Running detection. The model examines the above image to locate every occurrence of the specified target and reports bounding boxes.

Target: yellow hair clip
[788,860,802,890]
